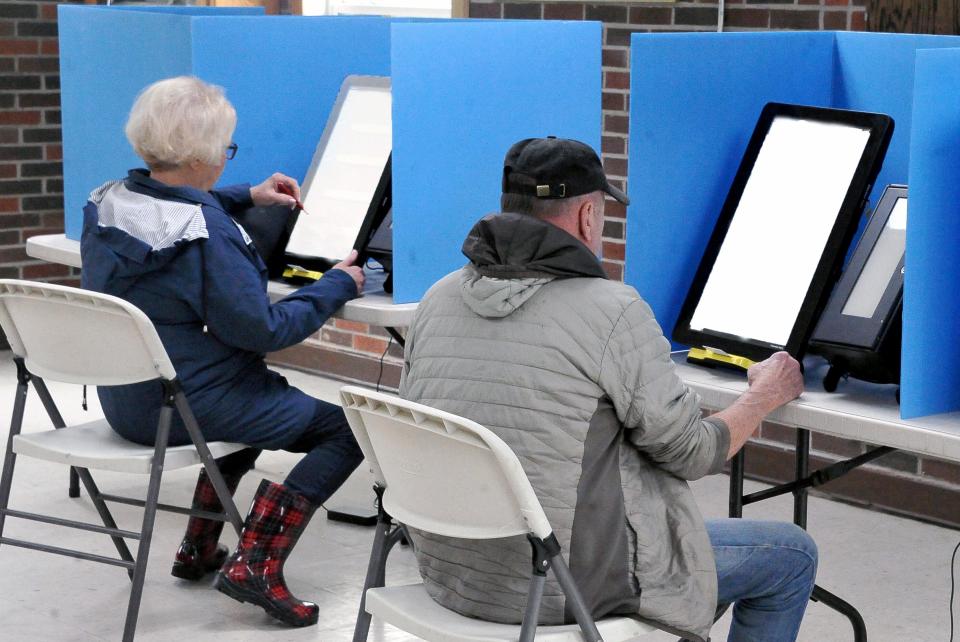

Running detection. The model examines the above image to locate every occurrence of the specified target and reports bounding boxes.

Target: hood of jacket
[81,169,234,297]
[459,211,607,319]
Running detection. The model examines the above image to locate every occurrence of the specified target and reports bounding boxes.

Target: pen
[277,182,309,215]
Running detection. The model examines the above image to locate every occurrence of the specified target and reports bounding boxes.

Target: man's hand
[250,173,300,208]
[331,249,365,295]
[712,351,804,459]
[746,351,804,414]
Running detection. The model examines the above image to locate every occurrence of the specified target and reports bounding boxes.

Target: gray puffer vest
[400,212,730,642]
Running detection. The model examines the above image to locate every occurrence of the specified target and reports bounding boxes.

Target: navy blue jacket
[81,169,358,448]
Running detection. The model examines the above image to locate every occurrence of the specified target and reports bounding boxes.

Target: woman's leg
[281,400,364,505]
[216,400,363,627]
[708,519,818,642]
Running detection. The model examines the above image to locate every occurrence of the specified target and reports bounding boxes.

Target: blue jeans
[210,400,363,507]
[708,519,818,642]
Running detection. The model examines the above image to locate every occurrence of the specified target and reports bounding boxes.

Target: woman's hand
[332,250,365,295]
[250,173,301,208]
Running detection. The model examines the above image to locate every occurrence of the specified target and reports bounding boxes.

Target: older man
[400,137,817,642]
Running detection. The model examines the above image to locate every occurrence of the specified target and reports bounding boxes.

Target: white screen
[286,77,392,260]
[842,197,907,319]
[689,116,872,346]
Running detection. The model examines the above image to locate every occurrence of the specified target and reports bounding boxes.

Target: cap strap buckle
[536,183,566,198]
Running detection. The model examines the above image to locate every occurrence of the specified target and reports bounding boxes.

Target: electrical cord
[375,336,393,392]
[951,538,960,642]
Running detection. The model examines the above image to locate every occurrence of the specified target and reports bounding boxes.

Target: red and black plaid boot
[214,479,319,627]
[171,468,244,581]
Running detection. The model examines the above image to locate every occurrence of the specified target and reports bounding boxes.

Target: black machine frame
[673,103,894,362]
[808,185,906,391]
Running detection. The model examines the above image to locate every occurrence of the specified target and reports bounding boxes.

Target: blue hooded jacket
[80,169,358,448]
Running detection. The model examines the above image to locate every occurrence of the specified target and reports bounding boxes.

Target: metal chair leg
[518,573,546,642]
[171,388,243,534]
[0,367,29,542]
[353,516,393,642]
[552,556,603,642]
[121,403,172,642]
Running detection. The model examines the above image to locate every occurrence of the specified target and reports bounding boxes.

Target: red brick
[823,10,848,30]
[586,4,627,23]
[602,47,628,69]
[40,211,63,227]
[630,7,671,25]
[335,318,369,333]
[0,213,39,227]
[543,2,583,20]
[0,197,18,212]
[354,334,389,355]
[40,39,58,56]
[0,164,16,179]
[503,3,541,19]
[602,241,625,261]
[17,56,58,73]
[321,328,353,348]
[602,135,625,155]
[41,3,58,20]
[826,0,849,5]
[725,8,770,29]
[851,9,866,30]
[602,261,623,281]
[603,156,627,176]
[22,262,69,279]
[771,9,820,30]
[45,144,61,160]
[469,1,501,18]
[0,39,38,55]
[0,110,41,125]
[760,420,795,445]
[604,70,629,90]
[0,247,28,263]
[604,114,629,134]
[602,91,625,111]
[921,458,960,485]
[605,199,626,219]
[0,230,20,245]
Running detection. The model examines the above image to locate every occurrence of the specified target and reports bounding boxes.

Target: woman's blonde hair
[125,76,237,170]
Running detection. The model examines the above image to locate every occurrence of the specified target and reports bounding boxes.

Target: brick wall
[0,0,78,289]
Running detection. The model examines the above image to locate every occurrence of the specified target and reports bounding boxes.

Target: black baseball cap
[502,136,629,205]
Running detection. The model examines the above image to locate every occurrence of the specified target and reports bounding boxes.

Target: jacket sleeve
[200,218,358,354]
[597,298,730,480]
[211,184,253,215]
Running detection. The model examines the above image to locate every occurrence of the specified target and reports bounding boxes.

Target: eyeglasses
[225,143,238,161]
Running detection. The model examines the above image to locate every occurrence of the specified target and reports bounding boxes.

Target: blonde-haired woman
[81,76,365,627]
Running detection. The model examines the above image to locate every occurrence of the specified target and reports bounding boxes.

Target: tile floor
[0,356,956,641]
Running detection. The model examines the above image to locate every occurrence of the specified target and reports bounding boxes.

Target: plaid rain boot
[171,468,244,581]
[214,479,320,627]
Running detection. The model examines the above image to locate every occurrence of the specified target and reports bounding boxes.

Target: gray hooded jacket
[399,212,730,641]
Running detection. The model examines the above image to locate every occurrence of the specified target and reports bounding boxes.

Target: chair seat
[12,419,247,474]
[365,583,658,642]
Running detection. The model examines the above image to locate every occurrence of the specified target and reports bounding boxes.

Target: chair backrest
[0,279,176,385]
[340,385,553,541]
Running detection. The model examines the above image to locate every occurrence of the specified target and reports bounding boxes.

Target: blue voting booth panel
[902,49,960,419]
[390,21,602,304]
[628,31,960,418]
[59,7,393,240]
[628,32,833,343]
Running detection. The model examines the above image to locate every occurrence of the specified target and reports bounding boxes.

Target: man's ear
[577,198,596,245]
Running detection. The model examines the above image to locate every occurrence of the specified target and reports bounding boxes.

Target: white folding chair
[0,279,247,641]
[340,385,659,642]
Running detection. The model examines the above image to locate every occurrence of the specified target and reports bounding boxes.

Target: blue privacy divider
[627,32,834,345]
[390,20,602,303]
[59,6,394,239]
[628,31,960,418]
[902,48,960,419]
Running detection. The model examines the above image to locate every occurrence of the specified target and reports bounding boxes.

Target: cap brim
[605,182,630,206]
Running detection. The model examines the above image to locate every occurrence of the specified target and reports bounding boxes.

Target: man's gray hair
[125,76,237,171]
[500,191,601,218]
